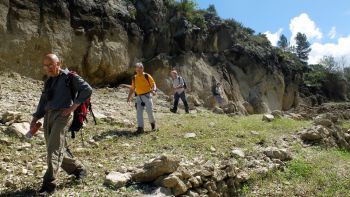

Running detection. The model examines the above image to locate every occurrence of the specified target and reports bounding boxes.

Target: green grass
[3,112,350,197]
[244,147,350,197]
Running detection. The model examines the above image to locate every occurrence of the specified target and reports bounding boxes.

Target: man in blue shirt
[30,54,92,195]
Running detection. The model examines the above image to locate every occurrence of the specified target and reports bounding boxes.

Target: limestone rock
[262,114,274,122]
[263,147,292,161]
[231,148,245,158]
[1,111,24,124]
[132,155,180,182]
[314,118,333,128]
[300,125,329,141]
[184,133,196,139]
[104,171,131,189]
[7,122,30,137]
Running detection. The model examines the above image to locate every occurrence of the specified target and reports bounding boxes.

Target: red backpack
[67,72,97,139]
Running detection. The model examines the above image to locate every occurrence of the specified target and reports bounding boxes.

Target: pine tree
[295,32,311,62]
[206,4,217,16]
[277,34,288,50]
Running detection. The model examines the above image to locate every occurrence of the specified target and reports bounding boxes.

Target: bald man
[31,54,92,195]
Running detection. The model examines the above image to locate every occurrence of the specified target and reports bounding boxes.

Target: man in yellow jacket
[127,62,157,134]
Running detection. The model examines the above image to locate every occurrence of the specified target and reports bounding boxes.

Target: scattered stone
[262,114,274,122]
[210,146,216,152]
[250,131,259,136]
[263,147,292,161]
[231,148,245,158]
[104,171,131,189]
[184,133,196,139]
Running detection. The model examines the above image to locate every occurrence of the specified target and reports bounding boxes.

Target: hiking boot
[136,127,144,135]
[185,109,190,114]
[151,123,157,131]
[38,182,56,196]
[74,168,87,181]
[170,108,177,113]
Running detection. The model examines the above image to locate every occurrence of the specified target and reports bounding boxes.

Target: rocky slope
[0,0,305,114]
[1,71,350,196]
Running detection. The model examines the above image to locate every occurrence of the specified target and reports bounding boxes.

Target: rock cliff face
[0,0,304,113]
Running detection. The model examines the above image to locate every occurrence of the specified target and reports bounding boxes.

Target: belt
[135,91,151,96]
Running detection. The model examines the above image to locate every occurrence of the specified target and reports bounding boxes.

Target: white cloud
[264,28,283,46]
[289,13,322,44]
[328,26,336,39]
[309,34,350,64]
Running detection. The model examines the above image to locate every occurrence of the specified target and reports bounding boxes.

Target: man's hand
[62,104,80,116]
[30,117,39,130]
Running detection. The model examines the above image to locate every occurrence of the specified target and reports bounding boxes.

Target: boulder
[263,147,292,161]
[132,155,180,182]
[262,114,274,122]
[300,125,329,141]
[104,171,131,189]
[242,101,254,115]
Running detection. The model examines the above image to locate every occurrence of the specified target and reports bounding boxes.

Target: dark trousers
[173,91,189,112]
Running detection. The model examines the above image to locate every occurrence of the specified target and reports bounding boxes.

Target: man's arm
[174,77,184,89]
[31,92,47,129]
[127,87,135,103]
[62,74,92,116]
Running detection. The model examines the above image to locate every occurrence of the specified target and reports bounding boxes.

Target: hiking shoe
[151,123,158,131]
[185,109,190,114]
[170,108,177,113]
[136,127,144,135]
[38,182,56,196]
[74,168,87,181]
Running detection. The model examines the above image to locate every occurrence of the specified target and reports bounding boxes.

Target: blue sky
[197,0,350,64]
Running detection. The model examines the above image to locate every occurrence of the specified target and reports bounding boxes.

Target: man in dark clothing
[30,54,92,195]
[170,70,189,114]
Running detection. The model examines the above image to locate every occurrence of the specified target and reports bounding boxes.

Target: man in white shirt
[170,70,189,114]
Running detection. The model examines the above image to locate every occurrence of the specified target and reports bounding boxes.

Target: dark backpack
[179,76,187,89]
[67,72,97,139]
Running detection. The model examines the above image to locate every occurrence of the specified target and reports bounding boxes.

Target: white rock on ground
[262,114,274,122]
[231,148,245,158]
[7,122,30,137]
[184,133,196,138]
[104,171,131,189]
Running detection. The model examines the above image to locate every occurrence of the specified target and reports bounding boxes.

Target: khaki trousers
[43,110,84,183]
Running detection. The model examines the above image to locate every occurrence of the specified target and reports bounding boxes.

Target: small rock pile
[105,151,291,197]
[262,110,304,122]
[299,113,350,151]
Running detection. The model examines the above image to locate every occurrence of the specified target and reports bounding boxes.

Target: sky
[197,0,350,64]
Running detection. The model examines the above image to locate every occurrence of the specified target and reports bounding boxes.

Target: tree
[206,4,217,16]
[277,34,288,50]
[319,55,340,72]
[295,32,311,62]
